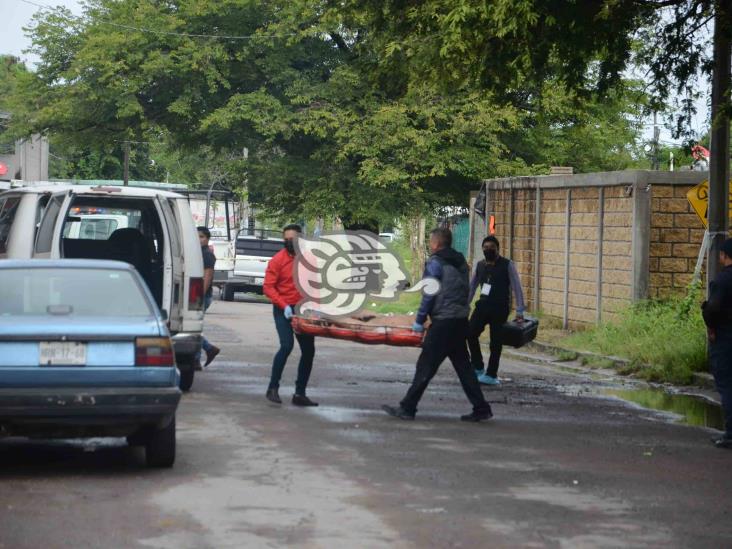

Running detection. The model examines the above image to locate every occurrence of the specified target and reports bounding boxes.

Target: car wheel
[222,284,236,301]
[179,366,195,392]
[146,416,176,468]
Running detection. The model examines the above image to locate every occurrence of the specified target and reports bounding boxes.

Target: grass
[555,350,580,362]
[558,285,707,384]
[359,235,422,316]
[367,291,422,315]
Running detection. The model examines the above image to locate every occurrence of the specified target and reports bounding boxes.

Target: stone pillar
[631,180,651,301]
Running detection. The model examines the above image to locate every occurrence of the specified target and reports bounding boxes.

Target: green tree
[6,0,650,224]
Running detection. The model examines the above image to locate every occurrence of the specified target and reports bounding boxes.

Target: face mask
[484,249,498,262]
[284,239,295,254]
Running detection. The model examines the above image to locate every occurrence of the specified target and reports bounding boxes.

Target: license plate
[253,278,264,286]
[39,342,87,366]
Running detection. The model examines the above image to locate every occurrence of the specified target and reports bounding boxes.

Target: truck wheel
[145,416,176,468]
[223,284,236,301]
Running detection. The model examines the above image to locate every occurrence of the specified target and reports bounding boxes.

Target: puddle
[606,388,724,430]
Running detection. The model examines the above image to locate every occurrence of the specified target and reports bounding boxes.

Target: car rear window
[0,268,153,317]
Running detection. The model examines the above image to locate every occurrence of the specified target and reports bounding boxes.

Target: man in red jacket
[263,224,318,406]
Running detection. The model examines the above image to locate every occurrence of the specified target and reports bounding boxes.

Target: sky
[2,0,84,64]
[1,0,710,148]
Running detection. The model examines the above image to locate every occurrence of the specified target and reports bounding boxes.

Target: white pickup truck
[220,229,283,301]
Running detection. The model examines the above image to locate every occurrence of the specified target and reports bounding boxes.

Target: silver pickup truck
[220,229,283,301]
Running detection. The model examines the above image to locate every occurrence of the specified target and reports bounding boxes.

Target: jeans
[198,295,214,361]
[467,301,509,377]
[710,325,732,437]
[400,318,492,416]
[268,305,315,395]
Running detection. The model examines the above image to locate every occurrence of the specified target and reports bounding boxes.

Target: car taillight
[189,277,204,310]
[135,337,175,367]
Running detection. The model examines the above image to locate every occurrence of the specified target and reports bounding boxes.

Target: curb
[497,339,716,391]
[526,340,630,368]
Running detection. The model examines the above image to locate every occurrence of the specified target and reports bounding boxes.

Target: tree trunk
[409,216,427,283]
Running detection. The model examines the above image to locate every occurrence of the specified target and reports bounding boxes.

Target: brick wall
[485,184,633,327]
[538,188,567,320]
[599,186,633,320]
[649,184,707,298]
[476,170,708,328]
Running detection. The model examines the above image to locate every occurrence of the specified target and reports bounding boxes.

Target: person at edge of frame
[467,235,526,386]
[702,237,732,449]
[382,227,493,422]
[197,227,220,368]
[263,224,318,407]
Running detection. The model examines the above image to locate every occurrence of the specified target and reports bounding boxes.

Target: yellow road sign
[686,179,732,228]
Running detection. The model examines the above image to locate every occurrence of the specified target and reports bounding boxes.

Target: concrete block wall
[476,170,709,328]
[649,184,709,298]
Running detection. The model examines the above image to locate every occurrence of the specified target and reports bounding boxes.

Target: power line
[19,0,300,41]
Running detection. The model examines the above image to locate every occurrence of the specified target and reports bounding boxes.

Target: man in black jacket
[382,228,493,422]
[468,235,525,385]
[702,237,732,449]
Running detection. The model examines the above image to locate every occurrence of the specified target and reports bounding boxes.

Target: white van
[0,185,65,260]
[31,185,205,391]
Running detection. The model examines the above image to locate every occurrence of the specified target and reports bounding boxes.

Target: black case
[501,317,539,348]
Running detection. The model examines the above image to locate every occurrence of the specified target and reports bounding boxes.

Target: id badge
[481,283,492,296]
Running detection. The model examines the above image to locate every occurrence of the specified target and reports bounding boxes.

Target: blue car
[0,260,181,467]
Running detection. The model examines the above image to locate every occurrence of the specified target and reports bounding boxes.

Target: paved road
[1,300,731,548]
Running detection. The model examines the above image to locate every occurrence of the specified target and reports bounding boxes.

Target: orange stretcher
[291,314,425,347]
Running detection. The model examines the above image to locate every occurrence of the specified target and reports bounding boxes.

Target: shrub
[562,284,707,384]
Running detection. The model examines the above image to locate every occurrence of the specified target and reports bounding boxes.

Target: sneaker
[460,409,493,422]
[266,388,281,404]
[381,404,415,420]
[204,346,220,367]
[292,394,319,407]
[477,373,501,386]
[712,435,732,449]
[473,368,484,377]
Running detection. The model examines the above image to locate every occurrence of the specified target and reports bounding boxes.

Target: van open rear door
[157,197,186,333]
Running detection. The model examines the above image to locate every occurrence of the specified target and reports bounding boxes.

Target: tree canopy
[5,0,661,224]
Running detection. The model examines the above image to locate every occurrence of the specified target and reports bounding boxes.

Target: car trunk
[0,316,175,388]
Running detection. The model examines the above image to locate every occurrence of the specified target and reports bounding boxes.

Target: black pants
[468,301,509,377]
[710,325,732,437]
[400,318,492,416]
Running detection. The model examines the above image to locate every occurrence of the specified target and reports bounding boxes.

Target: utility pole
[707,0,732,286]
[652,111,660,171]
[123,141,130,186]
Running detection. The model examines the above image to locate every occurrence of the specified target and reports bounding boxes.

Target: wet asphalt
[1,299,731,548]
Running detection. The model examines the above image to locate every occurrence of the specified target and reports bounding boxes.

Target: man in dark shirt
[198,227,220,367]
[702,237,732,449]
[382,228,493,422]
[468,236,525,385]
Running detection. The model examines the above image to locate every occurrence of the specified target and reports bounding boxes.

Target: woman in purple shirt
[468,236,525,385]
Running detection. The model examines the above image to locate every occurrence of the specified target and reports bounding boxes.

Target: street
[1,299,731,549]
